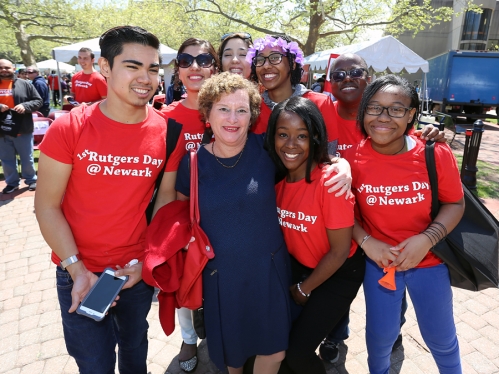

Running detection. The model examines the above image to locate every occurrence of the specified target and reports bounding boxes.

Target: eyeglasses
[176,53,215,69]
[253,53,286,67]
[220,32,252,42]
[330,68,367,82]
[365,105,413,118]
[26,71,36,74]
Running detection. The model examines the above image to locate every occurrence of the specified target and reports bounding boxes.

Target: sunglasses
[176,53,215,69]
[26,71,36,74]
[220,32,252,42]
[253,53,286,67]
[330,68,367,82]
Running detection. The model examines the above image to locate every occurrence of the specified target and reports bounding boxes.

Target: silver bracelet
[360,234,372,249]
[297,282,310,297]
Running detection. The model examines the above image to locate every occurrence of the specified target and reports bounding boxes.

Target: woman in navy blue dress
[175,72,291,374]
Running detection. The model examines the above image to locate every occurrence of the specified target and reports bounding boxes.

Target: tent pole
[56,61,63,106]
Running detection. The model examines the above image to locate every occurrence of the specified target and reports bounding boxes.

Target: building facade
[397,0,499,60]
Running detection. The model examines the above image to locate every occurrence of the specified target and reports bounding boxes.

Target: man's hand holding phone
[67,262,99,313]
[114,259,143,290]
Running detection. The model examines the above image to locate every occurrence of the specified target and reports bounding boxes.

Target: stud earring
[206,122,211,128]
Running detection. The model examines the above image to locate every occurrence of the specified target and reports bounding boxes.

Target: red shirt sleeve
[320,96,338,142]
[39,109,82,164]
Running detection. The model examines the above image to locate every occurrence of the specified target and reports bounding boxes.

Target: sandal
[179,342,198,373]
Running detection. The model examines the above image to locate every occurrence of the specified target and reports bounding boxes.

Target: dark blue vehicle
[426,50,499,120]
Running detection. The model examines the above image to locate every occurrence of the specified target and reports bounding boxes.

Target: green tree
[0,0,125,66]
[163,0,477,55]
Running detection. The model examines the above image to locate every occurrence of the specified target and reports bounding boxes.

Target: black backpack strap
[425,141,440,220]
[146,118,182,223]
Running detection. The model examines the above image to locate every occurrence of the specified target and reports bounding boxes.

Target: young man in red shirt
[69,47,107,105]
[35,26,182,374]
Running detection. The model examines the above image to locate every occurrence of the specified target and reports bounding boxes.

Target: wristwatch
[60,254,81,270]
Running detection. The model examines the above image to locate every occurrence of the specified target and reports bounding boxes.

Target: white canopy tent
[52,37,177,65]
[51,38,178,94]
[36,59,75,74]
[304,35,429,73]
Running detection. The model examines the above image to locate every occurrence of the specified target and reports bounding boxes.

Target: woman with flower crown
[247,35,339,155]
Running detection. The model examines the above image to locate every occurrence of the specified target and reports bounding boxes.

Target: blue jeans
[327,290,408,343]
[364,258,461,374]
[0,133,37,186]
[56,267,154,374]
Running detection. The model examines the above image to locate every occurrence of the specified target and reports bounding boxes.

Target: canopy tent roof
[304,35,429,73]
[52,37,177,65]
[36,59,75,73]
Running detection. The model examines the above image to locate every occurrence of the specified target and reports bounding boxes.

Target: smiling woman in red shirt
[265,96,365,374]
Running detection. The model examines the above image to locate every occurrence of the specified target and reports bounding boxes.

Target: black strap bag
[145,118,182,224]
[0,109,19,136]
[426,141,499,291]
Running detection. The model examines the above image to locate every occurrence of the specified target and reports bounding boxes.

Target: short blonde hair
[198,72,261,125]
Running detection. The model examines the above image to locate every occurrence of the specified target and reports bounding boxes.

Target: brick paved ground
[1,120,499,373]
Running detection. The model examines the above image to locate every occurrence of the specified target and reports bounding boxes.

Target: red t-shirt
[252,91,339,145]
[161,100,205,155]
[275,166,356,268]
[39,104,184,272]
[343,136,464,268]
[48,75,59,91]
[333,101,364,157]
[71,71,107,103]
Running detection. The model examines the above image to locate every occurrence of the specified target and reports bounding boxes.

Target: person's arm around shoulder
[322,156,352,198]
[35,153,98,313]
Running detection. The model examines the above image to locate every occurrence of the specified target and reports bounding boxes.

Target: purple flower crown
[246,35,305,65]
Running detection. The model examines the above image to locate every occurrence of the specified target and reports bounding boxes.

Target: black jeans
[280,248,365,374]
[52,90,60,105]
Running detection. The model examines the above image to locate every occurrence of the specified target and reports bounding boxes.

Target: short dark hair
[99,26,161,69]
[79,47,95,60]
[265,96,330,183]
[218,33,252,70]
[173,38,220,89]
[357,74,419,138]
[250,34,303,86]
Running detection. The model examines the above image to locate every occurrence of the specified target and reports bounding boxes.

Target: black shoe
[392,334,403,351]
[319,339,340,363]
[2,185,19,194]
[179,342,198,373]
[28,182,37,191]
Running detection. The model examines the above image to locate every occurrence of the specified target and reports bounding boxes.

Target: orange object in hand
[379,267,396,290]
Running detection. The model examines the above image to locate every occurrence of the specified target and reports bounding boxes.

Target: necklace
[212,139,247,168]
[393,136,407,155]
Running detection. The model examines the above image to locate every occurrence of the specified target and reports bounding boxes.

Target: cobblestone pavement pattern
[1,120,499,373]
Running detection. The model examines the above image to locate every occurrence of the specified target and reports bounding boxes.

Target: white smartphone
[76,268,128,321]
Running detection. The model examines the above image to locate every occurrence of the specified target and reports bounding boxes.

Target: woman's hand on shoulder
[389,234,433,271]
[323,157,353,198]
[415,124,446,143]
[362,237,400,268]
